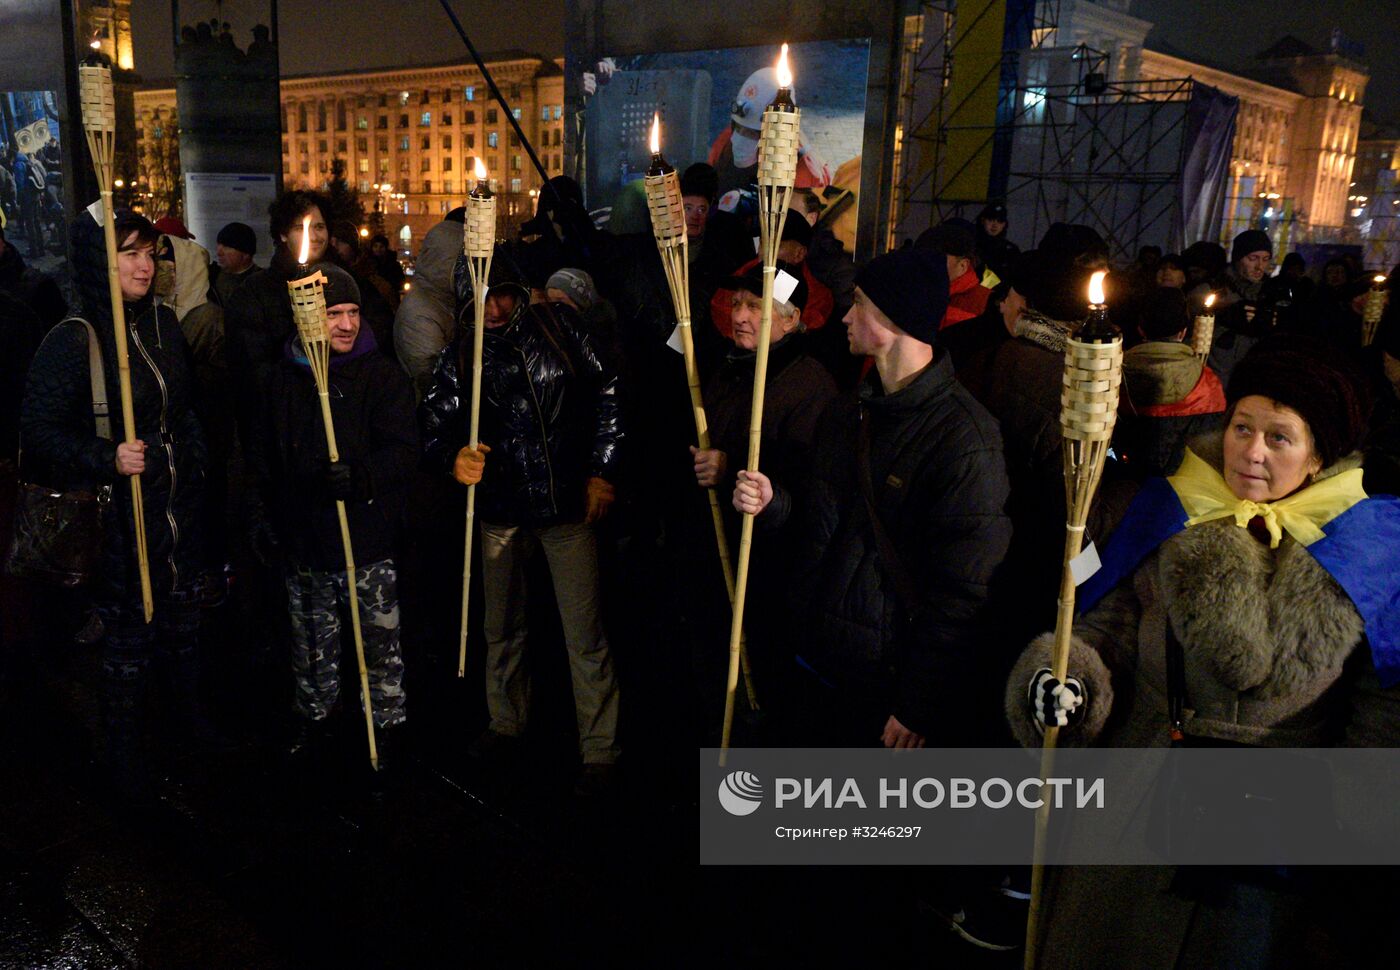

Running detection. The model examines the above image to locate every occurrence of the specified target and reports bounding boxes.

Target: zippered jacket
[21,215,206,602]
[419,300,623,527]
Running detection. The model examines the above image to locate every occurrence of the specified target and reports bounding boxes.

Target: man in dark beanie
[245,262,419,770]
[211,221,258,307]
[1195,228,1276,386]
[735,246,1011,749]
[1115,286,1227,478]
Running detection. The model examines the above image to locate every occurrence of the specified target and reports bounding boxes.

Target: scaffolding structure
[1005,72,1198,263]
[889,0,1051,246]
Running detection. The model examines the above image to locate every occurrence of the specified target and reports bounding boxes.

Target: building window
[511,154,521,171]
[486,108,498,124]
[488,132,499,148]
[399,157,410,172]
[466,133,476,149]
[443,113,453,126]
[399,136,410,151]
[358,158,369,173]
[399,91,410,106]
[357,115,368,130]
[512,108,521,121]
[281,139,288,155]
[423,180,432,193]
[379,94,388,107]
[298,104,307,132]
[443,179,454,195]
[542,106,551,121]
[553,105,562,120]
[442,135,452,151]
[336,102,347,130]
[421,90,431,105]
[510,177,521,193]
[509,132,519,147]
[378,158,389,173]
[317,103,327,131]
[421,157,431,172]
[420,111,432,126]
[357,137,367,153]
[441,200,450,213]
[509,83,522,100]
[398,114,409,128]
[465,85,475,101]
[359,179,370,193]
[465,110,475,125]
[300,161,309,174]
[443,157,453,171]
[319,159,330,173]
[299,142,308,154]
[336,139,346,153]
[443,88,453,103]
[377,115,388,129]
[420,135,430,151]
[377,137,388,152]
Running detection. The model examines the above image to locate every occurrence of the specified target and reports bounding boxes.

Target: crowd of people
[4,166,1400,965]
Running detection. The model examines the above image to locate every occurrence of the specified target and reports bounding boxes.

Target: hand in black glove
[325,460,355,501]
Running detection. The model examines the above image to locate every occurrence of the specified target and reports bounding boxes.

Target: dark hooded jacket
[20,216,205,602]
[247,326,418,572]
[419,294,623,527]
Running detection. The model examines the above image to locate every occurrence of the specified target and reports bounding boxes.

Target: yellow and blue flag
[1080,450,1400,687]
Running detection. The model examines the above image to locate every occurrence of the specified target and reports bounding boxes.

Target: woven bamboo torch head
[1191,293,1216,359]
[289,271,330,346]
[465,158,496,259]
[644,115,685,247]
[78,64,116,136]
[1061,271,1123,445]
[758,44,800,190]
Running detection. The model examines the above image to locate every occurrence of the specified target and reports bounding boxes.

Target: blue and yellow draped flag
[1079,449,1400,687]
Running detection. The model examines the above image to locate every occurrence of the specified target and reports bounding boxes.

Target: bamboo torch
[1024,270,1122,967]
[1191,293,1216,362]
[287,219,379,770]
[78,62,153,623]
[642,114,758,713]
[1363,275,1387,347]
[457,159,496,678]
[721,45,799,760]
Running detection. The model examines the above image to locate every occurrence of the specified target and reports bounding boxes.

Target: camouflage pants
[285,558,406,727]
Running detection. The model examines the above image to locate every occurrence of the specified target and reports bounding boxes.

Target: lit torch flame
[1376,275,1388,285]
[297,214,311,265]
[1204,293,1216,310]
[650,113,661,155]
[776,44,793,89]
[474,157,488,182]
[1088,270,1107,306]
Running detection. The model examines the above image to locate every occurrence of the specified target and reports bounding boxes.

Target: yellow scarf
[1169,448,1367,549]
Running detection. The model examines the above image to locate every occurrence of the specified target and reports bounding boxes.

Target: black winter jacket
[419,301,623,527]
[775,353,1012,741]
[247,328,418,572]
[20,217,205,603]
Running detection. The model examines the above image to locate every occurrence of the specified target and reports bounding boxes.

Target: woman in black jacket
[21,212,206,797]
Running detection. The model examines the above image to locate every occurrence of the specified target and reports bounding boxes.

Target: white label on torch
[1069,541,1102,586]
[666,324,685,355]
[774,270,799,305]
[86,198,105,224]
[753,236,761,254]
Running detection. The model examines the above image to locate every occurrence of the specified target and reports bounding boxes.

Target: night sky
[131,1,1397,121]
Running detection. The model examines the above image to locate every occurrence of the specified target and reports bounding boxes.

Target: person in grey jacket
[394,220,464,400]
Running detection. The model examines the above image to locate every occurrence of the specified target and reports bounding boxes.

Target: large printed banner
[582,39,870,251]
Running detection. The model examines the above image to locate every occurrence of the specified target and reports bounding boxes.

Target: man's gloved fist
[1028,667,1086,732]
[453,443,490,486]
[325,460,355,501]
[584,476,615,523]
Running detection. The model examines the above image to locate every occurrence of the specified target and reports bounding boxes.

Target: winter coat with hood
[1003,437,1398,970]
[767,352,1012,742]
[247,326,418,572]
[20,216,205,603]
[419,291,623,528]
[1116,340,1226,478]
[393,220,461,399]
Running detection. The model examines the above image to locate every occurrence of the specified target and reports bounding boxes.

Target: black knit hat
[1226,334,1371,469]
[854,247,949,345]
[915,220,977,259]
[216,221,257,256]
[781,214,813,249]
[681,163,718,203]
[1231,229,1272,265]
[314,262,361,308]
[1138,286,1190,340]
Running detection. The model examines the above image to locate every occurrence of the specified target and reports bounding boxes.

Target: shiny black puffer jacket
[19,216,205,605]
[419,300,622,527]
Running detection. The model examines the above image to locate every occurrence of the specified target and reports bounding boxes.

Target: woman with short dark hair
[21,211,207,801]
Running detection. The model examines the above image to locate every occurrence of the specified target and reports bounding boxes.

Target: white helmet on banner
[731,67,791,132]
